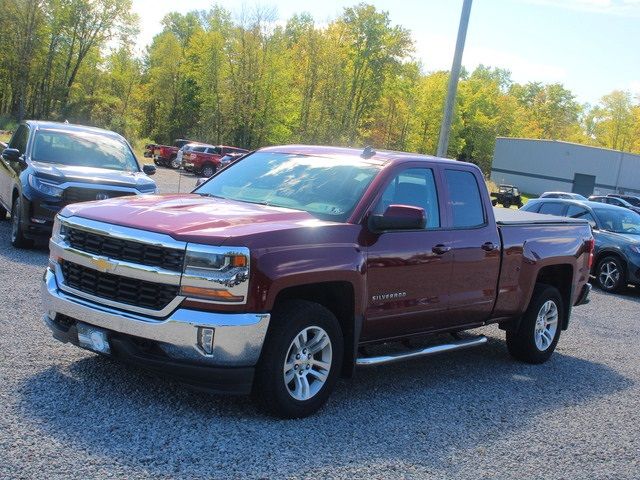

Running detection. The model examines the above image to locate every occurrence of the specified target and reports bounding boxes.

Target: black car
[608,194,640,208]
[522,198,640,292]
[490,184,523,208]
[0,121,157,248]
[588,195,640,214]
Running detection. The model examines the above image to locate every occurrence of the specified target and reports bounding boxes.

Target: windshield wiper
[196,192,226,199]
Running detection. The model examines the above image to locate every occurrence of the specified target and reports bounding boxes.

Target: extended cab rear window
[444,169,485,228]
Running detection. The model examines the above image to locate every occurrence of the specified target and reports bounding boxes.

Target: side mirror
[195,177,207,187]
[369,205,426,231]
[142,164,156,176]
[2,148,22,163]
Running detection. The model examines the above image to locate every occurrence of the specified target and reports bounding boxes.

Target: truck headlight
[28,174,64,197]
[180,245,250,303]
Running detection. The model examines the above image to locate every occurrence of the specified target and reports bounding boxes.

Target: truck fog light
[198,327,215,355]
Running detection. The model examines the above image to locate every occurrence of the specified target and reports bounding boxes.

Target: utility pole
[436,0,473,158]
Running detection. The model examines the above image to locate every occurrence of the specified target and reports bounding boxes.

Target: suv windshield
[194,152,381,222]
[594,208,640,234]
[32,129,139,172]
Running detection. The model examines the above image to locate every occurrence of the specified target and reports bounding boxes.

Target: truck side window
[9,125,29,154]
[444,169,485,228]
[374,168,440,228]
[539,202,566,215]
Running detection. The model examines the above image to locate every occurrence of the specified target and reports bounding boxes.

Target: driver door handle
[481,242,497,252]
[432,244,451,255]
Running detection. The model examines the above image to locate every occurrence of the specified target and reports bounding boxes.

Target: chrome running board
[356,335,488,367]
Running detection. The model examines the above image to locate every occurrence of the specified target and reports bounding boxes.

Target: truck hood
[30,161,155,190]
[60,194,328,244]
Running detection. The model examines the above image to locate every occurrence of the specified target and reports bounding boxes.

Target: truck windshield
[31,129,139,172]
[593,208,640,234]
[195,152,381,222]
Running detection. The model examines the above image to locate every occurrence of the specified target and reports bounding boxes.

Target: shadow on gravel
[0,222,49,266]
[17,335,633,477]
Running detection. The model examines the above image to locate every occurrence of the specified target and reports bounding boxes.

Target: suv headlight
[28,175,64,197]
[180,245,250,304]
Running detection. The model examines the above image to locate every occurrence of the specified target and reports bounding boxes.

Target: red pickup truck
[145,139,193,169]
[182,145,249,177]
[42,145,593,418]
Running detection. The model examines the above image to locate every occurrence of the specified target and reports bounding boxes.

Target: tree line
[1,0,639,174]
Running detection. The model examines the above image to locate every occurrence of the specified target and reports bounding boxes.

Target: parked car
[588,195,640,214]
[522,198,640,292]
[490,184,523,208]
[147,139,194,169]
[0,120,157,248]
[539,191,587,200]
[608,193,640,208]
[42,145,592,418]
[182,145,249,177]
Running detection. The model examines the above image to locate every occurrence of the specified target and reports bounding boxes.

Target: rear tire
[10,197,33,249]
[595,256,625,293]
[506,284,562,364]
[253,300,343,419]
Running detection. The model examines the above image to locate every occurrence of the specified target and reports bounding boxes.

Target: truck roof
[259,144,464,167]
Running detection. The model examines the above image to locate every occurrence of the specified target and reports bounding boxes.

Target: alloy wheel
[283,326,332,401]
[534,300,558,351]
[599,261,620,290]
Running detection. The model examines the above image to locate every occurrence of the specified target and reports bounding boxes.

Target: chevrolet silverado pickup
[42,145,593,418]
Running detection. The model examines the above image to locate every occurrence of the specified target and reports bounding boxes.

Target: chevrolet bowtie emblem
[91,257,112,272]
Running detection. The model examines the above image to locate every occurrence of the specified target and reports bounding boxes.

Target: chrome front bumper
[42,268,270,367]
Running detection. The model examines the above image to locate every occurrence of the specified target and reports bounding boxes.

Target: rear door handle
[432,244,451,255]
[481,242,497,252]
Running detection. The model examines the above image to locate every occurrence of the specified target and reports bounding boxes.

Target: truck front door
[363,166,454,341]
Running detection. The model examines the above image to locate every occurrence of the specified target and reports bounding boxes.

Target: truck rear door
[441,167,501,327]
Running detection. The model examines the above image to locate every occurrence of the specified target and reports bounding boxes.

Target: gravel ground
[0,168,638,479]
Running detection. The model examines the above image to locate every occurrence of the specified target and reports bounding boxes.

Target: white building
[490,138,640,197]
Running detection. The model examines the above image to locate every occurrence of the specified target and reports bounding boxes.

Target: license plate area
[77,323,111,354]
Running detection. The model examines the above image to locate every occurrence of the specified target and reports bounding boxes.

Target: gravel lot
[0,168,638,479]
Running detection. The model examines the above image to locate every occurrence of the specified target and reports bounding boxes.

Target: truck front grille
[61,261,179,311]
[67,227,185,272]
[63,188,133,204]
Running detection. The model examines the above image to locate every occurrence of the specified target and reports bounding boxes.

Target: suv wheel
[253,300,343,418]
[170,156,180,169]
[201,164,216,177]
[506,284,562,364]
[10,197,33,248]
[596,256,625,293]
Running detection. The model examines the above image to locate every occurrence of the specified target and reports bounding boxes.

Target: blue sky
[131,0,640,105]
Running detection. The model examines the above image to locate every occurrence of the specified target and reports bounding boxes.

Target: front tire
[170,156,180,169]
[506,284,562,364]
[0,204,7,220]
[253,300,343,419]
[10,197,33,249]
[595,256,625,293]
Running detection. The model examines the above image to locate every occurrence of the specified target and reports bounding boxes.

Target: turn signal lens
[180,285,244,303]
[231,255,247,267]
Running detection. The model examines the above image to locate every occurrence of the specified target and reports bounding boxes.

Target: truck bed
[494,208,589,226]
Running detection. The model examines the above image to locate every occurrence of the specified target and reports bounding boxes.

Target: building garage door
[572,173,596,197]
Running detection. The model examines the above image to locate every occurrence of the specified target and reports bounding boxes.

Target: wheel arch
[532,264,573,330]
[271,281,359,378]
